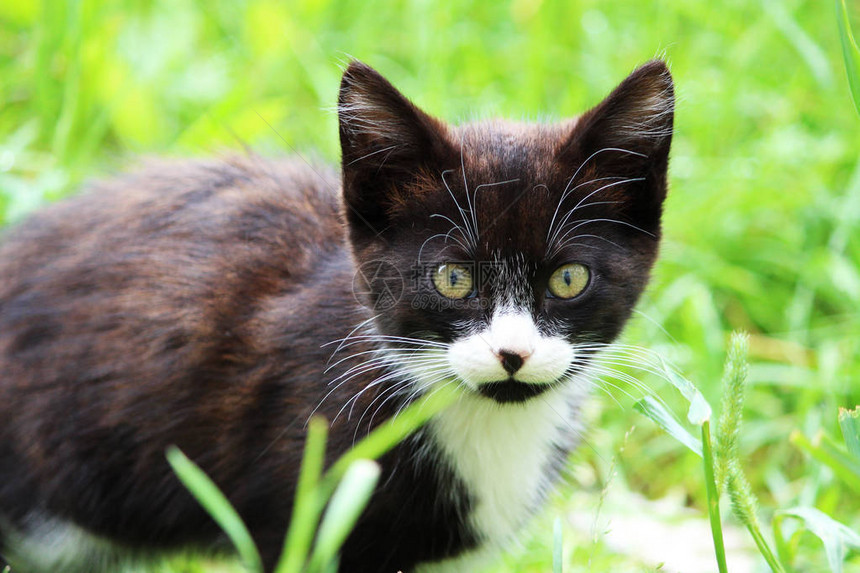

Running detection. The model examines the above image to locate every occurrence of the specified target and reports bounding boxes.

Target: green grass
[2,0,859,571]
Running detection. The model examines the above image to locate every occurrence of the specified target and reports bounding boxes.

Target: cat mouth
[476,380,554,404]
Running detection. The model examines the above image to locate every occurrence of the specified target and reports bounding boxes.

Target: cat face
[338,61,673,404]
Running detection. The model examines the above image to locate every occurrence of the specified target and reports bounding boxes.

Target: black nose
[499,351,525,374]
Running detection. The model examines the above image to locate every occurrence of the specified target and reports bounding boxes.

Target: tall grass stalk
[726,461,785,573]
[715,333,749,491]
[701,420,728,573]
[715,333,785,573]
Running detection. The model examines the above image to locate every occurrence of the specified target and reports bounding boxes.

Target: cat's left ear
[559,60,674,208]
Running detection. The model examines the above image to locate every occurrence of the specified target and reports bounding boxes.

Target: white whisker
[551,233,625,256]
[546,147,645,246]
[441,168,477,252]
[459,141,476,247]
[553,217,656,251]
[548,177,647,251]
[324,314,378,364]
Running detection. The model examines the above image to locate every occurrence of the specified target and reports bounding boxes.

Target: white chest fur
[418,381,587,572]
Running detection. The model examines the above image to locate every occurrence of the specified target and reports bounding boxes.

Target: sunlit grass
[1,0,858,571]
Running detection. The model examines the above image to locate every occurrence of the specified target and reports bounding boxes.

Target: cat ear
[559,60,674,204]
[338,61,452,239]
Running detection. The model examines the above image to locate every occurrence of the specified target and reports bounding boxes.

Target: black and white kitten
[0,60,673,572]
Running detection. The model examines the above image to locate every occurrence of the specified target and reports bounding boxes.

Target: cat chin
[476,379,554,404]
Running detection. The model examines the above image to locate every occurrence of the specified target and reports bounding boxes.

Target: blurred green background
[1,0,858,571]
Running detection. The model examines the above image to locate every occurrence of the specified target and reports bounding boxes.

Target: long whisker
[546,147,645,245]
[312,334,450,423]
[566,362,646,406]
[329,352,447,386]
[325,334,449,349]
[546,176,622,247]
[324,347,437,374]
[550,234,625,258]
[553,217,656,250]
[326,354,443,383]
[353,364,453,440]
[324,314,379,364]
[631,309,681,344]
[459,141,476,246]
[374,373,458,431]
[441,168,477,252]
[419,231,469,263]
[570,343,690,412]
[547,177,647,250]
[344,359,451,430]
[425,214,473,256]
[470,178,521,240]
[572,177,645,212]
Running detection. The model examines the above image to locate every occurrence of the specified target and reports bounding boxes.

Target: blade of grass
[790,430,860,493]
[276,416,329,573]
[774,507,860,573]
[280,384,460,572]
[307,459,381,572]
[634,357,727,573]
[772,510,795,570]
[657,356,712,425]
[701,420,728,573]
[836,0,860,115]
[50,0,82,164]
[765,0,833,88]
[633,396,703,456]
[166,447,263,573]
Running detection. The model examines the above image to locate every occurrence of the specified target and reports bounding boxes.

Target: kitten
[0,60,673,572]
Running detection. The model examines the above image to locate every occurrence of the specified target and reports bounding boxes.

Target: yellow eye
[432,263,474,299]
[548,263,590,299]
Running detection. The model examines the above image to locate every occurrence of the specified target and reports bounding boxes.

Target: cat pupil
[449,270,458,286]
[563,270,571,286]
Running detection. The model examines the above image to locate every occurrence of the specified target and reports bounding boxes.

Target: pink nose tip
[498,350,525,374]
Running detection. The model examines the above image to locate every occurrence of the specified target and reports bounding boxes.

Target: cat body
[0,61,673,572]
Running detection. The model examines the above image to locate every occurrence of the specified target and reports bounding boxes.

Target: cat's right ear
[556,60,674,234]
[560,60,674,177]
[338,61,452,240]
